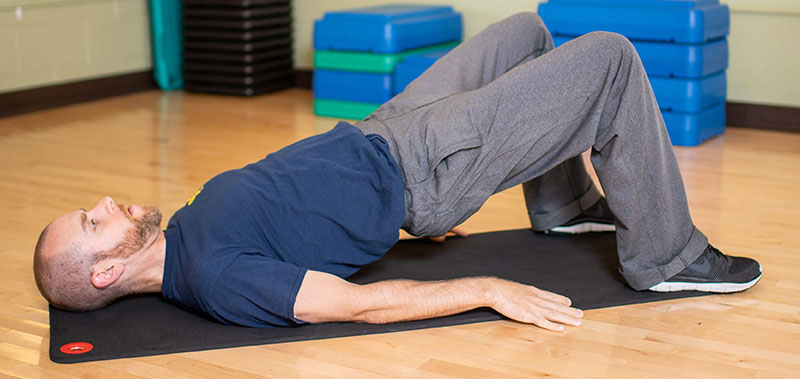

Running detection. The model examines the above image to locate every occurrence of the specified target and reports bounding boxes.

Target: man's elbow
[294,296,387,324]
[351,311,395,324]
[294,270,365,323]
[294,304,368,324]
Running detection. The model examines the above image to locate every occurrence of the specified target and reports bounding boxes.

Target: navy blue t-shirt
[161,122,405,327]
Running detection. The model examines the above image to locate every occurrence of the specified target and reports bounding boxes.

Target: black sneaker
[544,197,616,235]
[649,244,762,293]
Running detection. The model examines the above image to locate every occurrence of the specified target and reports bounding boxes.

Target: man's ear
[91,260,125,289]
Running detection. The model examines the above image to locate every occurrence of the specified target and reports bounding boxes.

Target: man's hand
[488,278,583,331]
[294,271,583,332]
[428,227,469,243]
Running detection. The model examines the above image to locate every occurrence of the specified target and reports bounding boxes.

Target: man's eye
[91,219,97,229]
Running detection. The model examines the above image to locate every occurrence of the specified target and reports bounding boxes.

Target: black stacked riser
[182,0,293,96]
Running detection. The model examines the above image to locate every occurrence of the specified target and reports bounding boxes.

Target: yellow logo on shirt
[186,186,203,206]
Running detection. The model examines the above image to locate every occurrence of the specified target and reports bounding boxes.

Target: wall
[294,0,800,108]
[726,3,800,107]
[0,0,797,108]
[0,0,150,93]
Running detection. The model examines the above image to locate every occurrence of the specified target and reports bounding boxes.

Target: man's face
[44,196,162,263]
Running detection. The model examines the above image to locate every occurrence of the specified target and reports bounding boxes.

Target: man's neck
[132,230,168,293]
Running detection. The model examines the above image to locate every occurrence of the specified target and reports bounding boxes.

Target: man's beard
[96,205,163,262]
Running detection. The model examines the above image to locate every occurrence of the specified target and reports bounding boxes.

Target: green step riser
[314,99,381,120]
[314,41,459,73]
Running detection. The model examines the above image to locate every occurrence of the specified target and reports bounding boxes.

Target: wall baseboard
[295,69,313,90]
[0,71,157,119]
[725,102,800,134]
[3,68,799,135]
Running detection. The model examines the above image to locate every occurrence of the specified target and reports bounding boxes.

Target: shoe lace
[706,244,731,265]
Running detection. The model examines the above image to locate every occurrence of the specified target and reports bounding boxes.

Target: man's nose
[93,196,115,215]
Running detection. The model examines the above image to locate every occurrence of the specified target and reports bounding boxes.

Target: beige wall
[727,8,800,107]
[295,0,800,108]
[0,0,797,108]
[0,0,150,93]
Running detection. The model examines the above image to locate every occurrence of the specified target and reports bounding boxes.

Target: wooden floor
[1,89,799,378]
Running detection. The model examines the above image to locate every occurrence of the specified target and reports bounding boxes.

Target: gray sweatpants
[355,13,708,290]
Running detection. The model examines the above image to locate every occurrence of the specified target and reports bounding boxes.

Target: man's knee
[564,31,641,73]
[501,12,548,36]
[582,31,637,58]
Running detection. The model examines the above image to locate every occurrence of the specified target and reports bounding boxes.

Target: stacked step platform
[539,0,730,146]
[182,0,294,96]
[313,5,462,120]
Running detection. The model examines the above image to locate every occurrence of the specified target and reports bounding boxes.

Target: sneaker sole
[648,272,762,293]
[546,222,616,235]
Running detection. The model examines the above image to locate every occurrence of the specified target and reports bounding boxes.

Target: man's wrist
[476,276,499,308]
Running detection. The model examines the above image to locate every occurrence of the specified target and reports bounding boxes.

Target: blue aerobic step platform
[314,69,394,104]
[650,71,726,113]
[538,0,729,43]
[662,102,726,146]
[394,49,451,94]
[314,47,453,114]
[552,36,728,79]
[314,5,462,53]
[313,5,462,119]
[540,0,730,145]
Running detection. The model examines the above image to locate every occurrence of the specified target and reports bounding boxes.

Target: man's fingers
[492,279,584,331]
[531,317,566,332]
[535,288,573,306]
[512,306,581,331]
[449,228,469,237]
[545,307,583,326]
[428,228,469,243]
[531,296,583,325]
[538,296,584,319]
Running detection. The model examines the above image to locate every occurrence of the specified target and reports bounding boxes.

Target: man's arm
[293,270,583,331]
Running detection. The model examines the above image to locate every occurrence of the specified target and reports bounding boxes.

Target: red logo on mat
[60,342,93,355]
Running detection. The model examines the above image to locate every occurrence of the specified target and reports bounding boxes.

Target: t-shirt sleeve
[202,253,309,327]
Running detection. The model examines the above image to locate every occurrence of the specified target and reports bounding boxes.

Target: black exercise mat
[49,230,708,363]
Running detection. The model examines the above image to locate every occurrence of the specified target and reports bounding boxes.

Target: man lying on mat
[33,13,761,332]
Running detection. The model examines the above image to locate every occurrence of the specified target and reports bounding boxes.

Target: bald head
[33,197,163,311]
[33,222,114,311]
